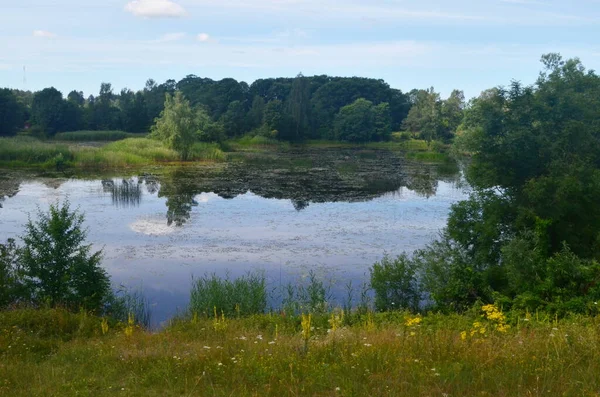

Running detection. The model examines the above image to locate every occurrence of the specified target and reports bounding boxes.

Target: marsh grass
[54,131,145,142]
[0,137,74,166]
[0,137,225,169]
[189,272,267,318]
[2,307,600,396]
[188,142,227,162]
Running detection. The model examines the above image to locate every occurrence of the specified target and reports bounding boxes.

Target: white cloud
[156,32,186,42]
[125,0,187,18]
[197,33,211,42]
[32,30,57,38]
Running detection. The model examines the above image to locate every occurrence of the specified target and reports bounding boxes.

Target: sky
[0,0,599,99]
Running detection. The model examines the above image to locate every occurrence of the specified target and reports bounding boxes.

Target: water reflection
[102,178,143,208]
[89,149,465,226]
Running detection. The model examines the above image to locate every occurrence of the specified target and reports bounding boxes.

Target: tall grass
[188,142,227,162]
[54,130,145,142]
[0,137,74,166]
[0,137,225,169]
[2,307,600,396]
[190,272,267,317]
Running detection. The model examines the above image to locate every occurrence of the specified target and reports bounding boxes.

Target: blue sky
[1,0,599,99]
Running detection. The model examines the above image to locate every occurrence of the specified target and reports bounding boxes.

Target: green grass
[190,272,267,317]
[54,130,146,142]
[0,137,226,169]
[188,142,227,162]
[1,307,600,396]
[0,137,75,167]
[405,151,451,162]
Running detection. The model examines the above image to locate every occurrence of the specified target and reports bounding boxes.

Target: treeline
[0,75,465,143]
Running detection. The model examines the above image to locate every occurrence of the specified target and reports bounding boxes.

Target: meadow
[1,306,599,396]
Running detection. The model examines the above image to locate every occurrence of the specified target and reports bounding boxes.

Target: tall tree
[0,89,25,136]
[287,73,311,140]
[31,87,66,136]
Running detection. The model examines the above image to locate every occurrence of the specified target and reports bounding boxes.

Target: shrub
[0,239,21,308]
[19,201,111,312]
[370,254,421,312]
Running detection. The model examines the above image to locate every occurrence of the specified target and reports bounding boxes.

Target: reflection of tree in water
[404,161,462,198]
[149,151,462,225]
[139,174,160,195]
[158,170,198,227]
[0,175,22,209]
[291,200,310,211]
[102,178,142,208]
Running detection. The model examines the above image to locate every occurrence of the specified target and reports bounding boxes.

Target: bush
[370,254,421,312]
[0,239,21,308]
[19,201,111,312]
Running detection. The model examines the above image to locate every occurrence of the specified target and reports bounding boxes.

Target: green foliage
[31,87,78,136]
[501,235,600,314]
[334,98,391,142]
[54,130,141,141]
[19,201,111,312]
[0,239,22,308]
[0,89,25,136]
[422,54,600,314]
[281,270,331,315]
[0,137,74,166]
[370,254,420,312]
[188,142,227,161]
[189,272,267,317]
[417,235,494,312]
[150,92,199,160]
[403,88,464,143]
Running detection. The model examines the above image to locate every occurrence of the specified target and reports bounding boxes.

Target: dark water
[0,149,469,326]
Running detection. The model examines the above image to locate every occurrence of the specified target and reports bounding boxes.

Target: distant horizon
[1,0,599,99]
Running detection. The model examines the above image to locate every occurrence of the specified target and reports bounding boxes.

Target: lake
[0,148,469,326]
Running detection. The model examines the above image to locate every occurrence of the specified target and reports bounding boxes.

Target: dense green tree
[67,90,85,107]
[402,88,442,143]
[220,100,247,137]
[119,89,149,132]
[151,92,198,160]
[19,201,110,312]
[418,54,600,313]
[0,89,25,136]
[286,73,311,140]
[31,87,66,136]
[263,99,287,138]
[334,98,390,142]
[247,96,266,130]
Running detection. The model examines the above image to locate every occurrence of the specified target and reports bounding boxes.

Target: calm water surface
[0,149,469,326]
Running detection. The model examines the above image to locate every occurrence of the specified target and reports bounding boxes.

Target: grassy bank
[54,130,146,142]
[0,137,226,169]
[1,307,599,396]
